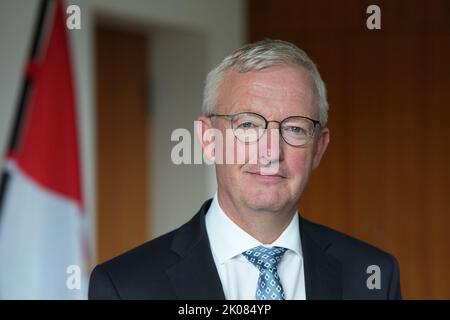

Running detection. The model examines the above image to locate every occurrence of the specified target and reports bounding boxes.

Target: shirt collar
[205,193,303,264]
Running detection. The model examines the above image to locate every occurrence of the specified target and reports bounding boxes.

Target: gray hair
[202,39,329,126]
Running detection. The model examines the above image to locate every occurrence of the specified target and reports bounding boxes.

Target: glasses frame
[208,111,321,147]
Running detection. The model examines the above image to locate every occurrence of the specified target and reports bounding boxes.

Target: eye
[285,126,305,134]
[236,121,258,129]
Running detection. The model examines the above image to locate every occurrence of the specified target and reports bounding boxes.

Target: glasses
[208,111,321,147]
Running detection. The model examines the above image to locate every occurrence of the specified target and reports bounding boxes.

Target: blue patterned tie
[242,246,287,300]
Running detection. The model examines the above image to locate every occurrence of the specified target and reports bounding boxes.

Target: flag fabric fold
[0,0,88,299]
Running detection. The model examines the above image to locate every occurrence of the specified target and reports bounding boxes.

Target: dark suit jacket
[89,199,401,300]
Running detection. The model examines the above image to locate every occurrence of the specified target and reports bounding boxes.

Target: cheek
[216,163,242,188]
[223,137,258,165]
[214,128,253,165]
[285,149,314,182]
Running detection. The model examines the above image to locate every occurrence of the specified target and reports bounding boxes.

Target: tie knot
[242,245,286,271]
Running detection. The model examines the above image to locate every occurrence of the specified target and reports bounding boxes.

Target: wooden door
[96,23,150,263]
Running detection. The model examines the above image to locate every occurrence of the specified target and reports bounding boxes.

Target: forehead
[216,65,317,118]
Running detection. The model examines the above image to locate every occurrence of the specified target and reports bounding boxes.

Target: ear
[312,127,330,169]
[196,115,216,163]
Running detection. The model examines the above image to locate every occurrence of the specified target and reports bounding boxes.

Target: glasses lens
[232,113,266,143]
[281,117,315,146]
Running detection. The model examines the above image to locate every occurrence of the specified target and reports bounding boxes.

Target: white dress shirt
[205,194,306,300]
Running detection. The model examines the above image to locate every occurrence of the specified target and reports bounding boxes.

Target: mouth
[245,171,286,182]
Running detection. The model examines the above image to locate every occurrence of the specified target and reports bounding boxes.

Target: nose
[259,122,283,164]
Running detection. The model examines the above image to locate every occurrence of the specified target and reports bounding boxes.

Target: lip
[246,171,286,182]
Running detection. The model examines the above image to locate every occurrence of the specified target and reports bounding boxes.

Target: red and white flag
[0,0,89,299]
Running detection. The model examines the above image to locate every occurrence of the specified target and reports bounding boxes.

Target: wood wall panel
[249,0,450,299]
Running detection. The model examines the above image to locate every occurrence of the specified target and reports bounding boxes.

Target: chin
[242,191,289,213]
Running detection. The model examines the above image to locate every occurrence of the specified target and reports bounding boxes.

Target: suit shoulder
[301,218,402,299]
[89,226,185,299]
[301,218,397,264]
[96,226,180,278]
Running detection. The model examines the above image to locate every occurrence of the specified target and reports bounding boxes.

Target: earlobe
[312,128,330,169]
[196,115,216,162]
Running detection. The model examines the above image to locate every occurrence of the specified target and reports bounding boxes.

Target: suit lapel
[166,200,225,300]
[299,217,343,299]
[165,200,343,300]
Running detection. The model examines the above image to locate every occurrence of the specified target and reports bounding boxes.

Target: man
[89,39,401,300]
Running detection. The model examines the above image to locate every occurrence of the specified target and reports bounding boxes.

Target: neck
[217,192,296,244]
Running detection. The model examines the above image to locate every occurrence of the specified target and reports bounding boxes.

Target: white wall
[0,0,246,262]
[0,0,40,160]
[151,30,210,238]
